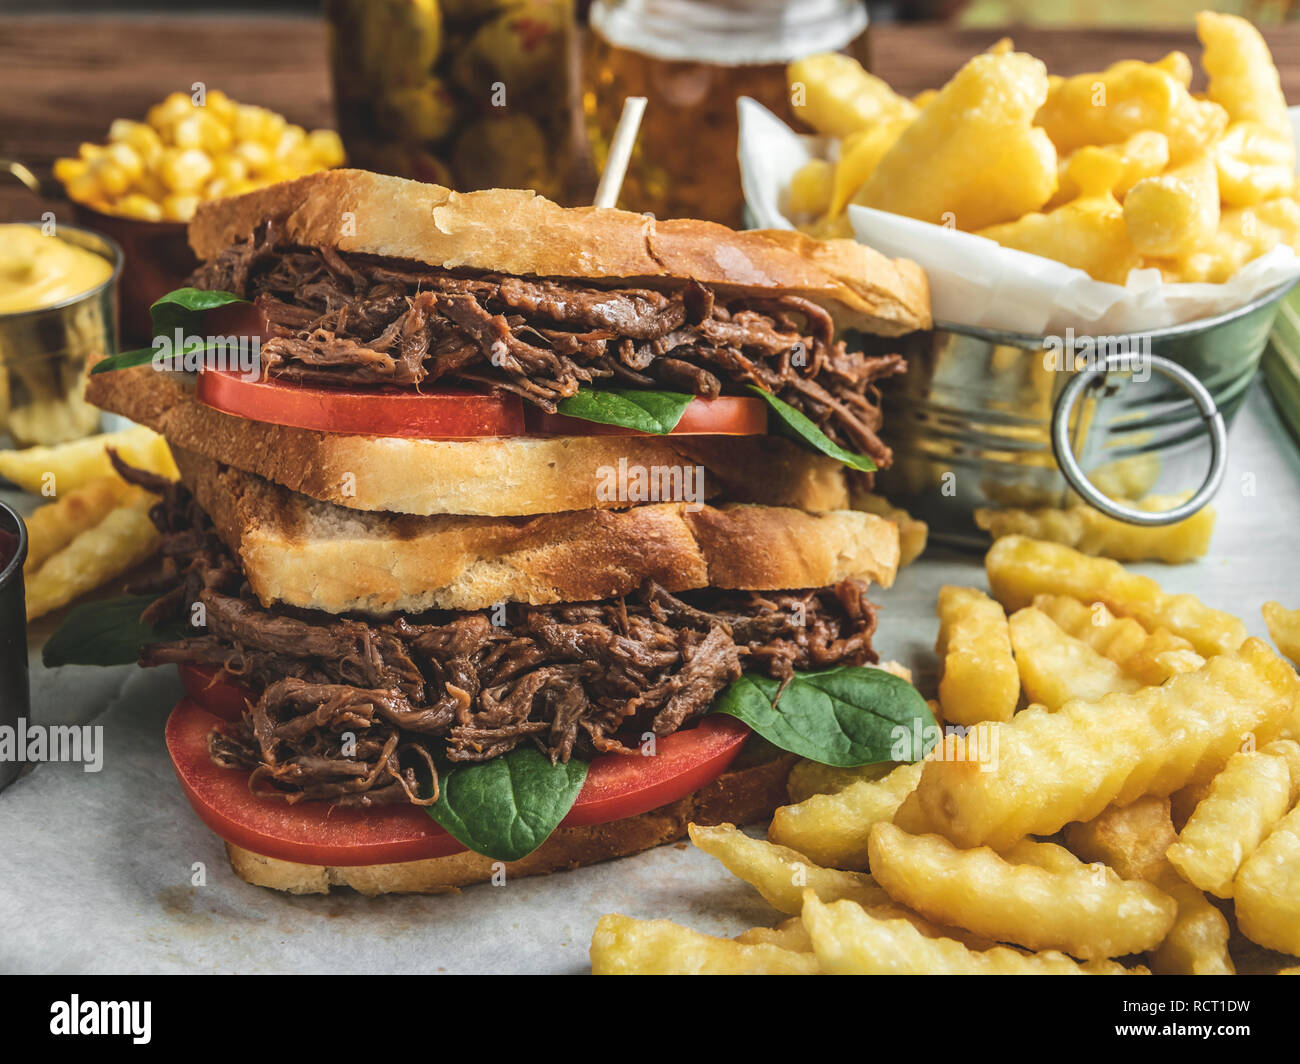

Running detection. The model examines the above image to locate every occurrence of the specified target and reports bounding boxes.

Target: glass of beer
[583,0,869,226]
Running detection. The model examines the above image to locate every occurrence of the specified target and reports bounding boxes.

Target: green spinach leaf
[90,288,247,375]
[714,665,935,766]
[746,386,877,472]
[425,747,589,862]
[43,594,189,667]
[554,388,695,434]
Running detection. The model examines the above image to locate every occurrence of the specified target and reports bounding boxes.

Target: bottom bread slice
[226,751,795,895]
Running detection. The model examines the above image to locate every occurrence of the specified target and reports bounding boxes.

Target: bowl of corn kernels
[53,90,345,343]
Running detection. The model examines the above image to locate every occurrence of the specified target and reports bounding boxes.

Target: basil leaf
[555,388,694,434]
[425,746,588,861]
[90,287,247,375]
[715,665,935,767]
[42,594,189,668]
[746,386,877,472]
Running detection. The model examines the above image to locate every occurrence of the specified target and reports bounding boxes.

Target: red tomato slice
[529,394,767,437]
[179,663,254,723]
[197,370,529,439]
[165,685,750,867]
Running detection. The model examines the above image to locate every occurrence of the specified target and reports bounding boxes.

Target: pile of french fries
[785,11,1298,285]
[0,426,176,620]
[591,536,1300,974]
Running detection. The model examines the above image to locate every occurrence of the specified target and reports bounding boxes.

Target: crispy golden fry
[785,757,897,804]
[783,158,833,218]
[733,917,813,952]
[1062,797,1233,975]
[1197,11,1291,135]
[1214,121,1295,207]
[1263,601,1300,667]
[986,536,1247,657]
[831,117,911,218]
[787,52,916,139]
[590,914,819,975]
[1163,195,1300,283]
[977,184,1140,284]
[800,893,1140,975]
[897,640,1298,849]
[1065,796,1177,879]
[24,495,160,620]
[1234,804,1300,956]
[1051,133,1170,208]
[868,824,1175,958]
[856,51,1056,231]
[1166,741,1300,898]
[770,761,922,871]
[687,823,887,916]
[1008,606,1140,710]
[1032,594,1201,686]
[1123,153,1220,258]
[935,586,1018,725]
[0,425,176,495]
[22,475,129,574]
[1036,58,1228,165]
[1170,778,1215,832]
[850,490,928,567]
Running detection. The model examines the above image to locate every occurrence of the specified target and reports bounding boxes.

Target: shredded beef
[129,478,879,808]
[191,229,907,462]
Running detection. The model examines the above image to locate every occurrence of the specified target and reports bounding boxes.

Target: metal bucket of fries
[0,499,29,793]
[876,280,1293,549]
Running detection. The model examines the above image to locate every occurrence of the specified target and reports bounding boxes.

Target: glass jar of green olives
[326,0,587,203]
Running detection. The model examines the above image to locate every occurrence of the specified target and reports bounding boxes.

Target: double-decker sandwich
[75,169,934,894]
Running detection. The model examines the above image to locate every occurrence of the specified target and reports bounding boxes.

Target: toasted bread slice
[225,750,795,895]
[174,447,899,615]
[189,169,929,336]
[84,365,850,516]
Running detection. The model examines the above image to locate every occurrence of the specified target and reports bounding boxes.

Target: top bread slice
[85,365,850,516]
[188,169,930,336]
[173,448,899,615]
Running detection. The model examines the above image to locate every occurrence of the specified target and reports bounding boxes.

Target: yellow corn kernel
[307,128,345,168]
[160,193,201,222]
[158,147,213,193]
[114,193,164,222]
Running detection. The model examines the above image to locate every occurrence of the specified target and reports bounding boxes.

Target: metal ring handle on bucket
[1051,352,1228,527]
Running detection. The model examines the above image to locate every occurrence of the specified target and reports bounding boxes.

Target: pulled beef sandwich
[74,169,935,895]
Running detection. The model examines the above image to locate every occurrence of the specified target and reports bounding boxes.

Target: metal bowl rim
[931,279,1298,348]
[0,500,28,592]
[0,221,124,322]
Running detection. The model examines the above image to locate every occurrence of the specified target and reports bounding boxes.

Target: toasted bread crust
[173,448,899,615]
[84,365,850,516]
[224,751,795,895]
[187,169,930,336]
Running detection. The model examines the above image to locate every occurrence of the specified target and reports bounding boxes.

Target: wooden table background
[3,14,1300,220]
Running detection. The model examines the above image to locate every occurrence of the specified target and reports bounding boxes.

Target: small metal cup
[0,500,29,793]
[875,281,1295,548]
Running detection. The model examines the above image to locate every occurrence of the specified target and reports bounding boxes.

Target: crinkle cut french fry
[799,893,1141,975]
[0,425,175,495]
[867,825,1175,959]
[733,917,813,953]
[986,535,1246,657]
[936,586,1018,725]
[687,822,887,916]
[1167,740,1300,898]
[898,639,1298,849]
[974,495,1214,563]
[1262,601,1300,667]
[850,491,928,567]
[590,914,819,975]
[24,495,160,620]
[22,475,128,573]
[769,761,924,871]
[1061,797,1233,975]
[1234,804,1300,956]
[785,757,897,804]
[1008,606,1140,710]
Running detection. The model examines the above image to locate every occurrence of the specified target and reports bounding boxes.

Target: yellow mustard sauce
[0,225,112,314]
